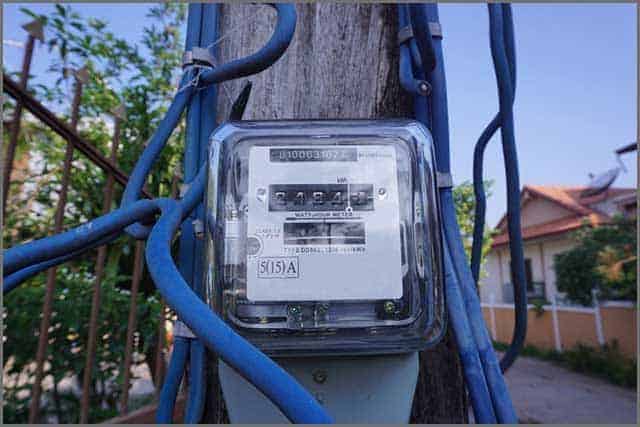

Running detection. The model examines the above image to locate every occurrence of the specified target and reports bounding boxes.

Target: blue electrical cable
[184,5,220,422]
[423,2,517,421]
[442,246,497,423]
[486,3,527,374]
[184,339,206,424]
[3,168,206,294]
[121,77,196,240]
[3,233,119,294]
[3,4,319,423]
[120,3,296,241]
[407,2,519,422]
[198,4,296,87]
[470,4,516,285]
[409,5,497,422]
[398,6,429,97]
[181,3,213,423]
[145,199,333,424]
[156,3,204,424]
[156,336,191,423]
[441,190,517,423]
[3,200,160,275]
[157,5,296,423]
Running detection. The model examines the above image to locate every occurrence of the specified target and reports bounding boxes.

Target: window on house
[510,258,545,299]
[525,259,533,292]
[510,258,533,291]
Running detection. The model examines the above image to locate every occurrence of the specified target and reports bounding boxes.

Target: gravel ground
[501,354,637,424]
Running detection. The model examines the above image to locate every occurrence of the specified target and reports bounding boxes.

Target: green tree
[554,215,637,306]
[452,180,495,272]
[3,3,187,423]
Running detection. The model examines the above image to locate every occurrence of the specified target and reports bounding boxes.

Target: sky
[3,3,637,227]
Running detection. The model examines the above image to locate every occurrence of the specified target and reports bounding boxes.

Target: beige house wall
[479,250,503,303]
[481,235,574,304]
[538,237,574,300]
[481,196,579,304]
[520,197,573,228]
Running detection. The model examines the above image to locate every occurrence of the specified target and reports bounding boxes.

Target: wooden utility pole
[203,4,467,423]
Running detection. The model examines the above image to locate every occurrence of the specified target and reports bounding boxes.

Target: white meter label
[246,145,403,301]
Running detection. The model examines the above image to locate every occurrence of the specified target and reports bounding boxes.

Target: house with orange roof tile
[479,185,637,305]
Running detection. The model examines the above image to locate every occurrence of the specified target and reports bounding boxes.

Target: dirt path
[502,355,637,423]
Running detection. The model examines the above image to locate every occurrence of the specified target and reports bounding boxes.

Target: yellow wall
[601,306,638,357]
[482,305,637,359]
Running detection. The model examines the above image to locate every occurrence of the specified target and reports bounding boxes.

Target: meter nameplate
[246,145,403,301]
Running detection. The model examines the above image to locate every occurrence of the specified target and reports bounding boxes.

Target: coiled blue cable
[408,2,519,422]
[3,233,119,294]
[442,246,497,422]
[156,3,205,423]
[120,3,296,241]
[198,4,296,86]
[4,200,160,275]
[183,4,220,422]
[470,3,516,285]
[485,3,527,374]
[145,199,333,424]
[3,168,205,291]
[179,3,216,423]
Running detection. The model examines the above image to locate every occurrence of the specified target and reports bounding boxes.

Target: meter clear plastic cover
[205,120,444,355]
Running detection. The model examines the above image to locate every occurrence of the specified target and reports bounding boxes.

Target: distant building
[480,185,637,305]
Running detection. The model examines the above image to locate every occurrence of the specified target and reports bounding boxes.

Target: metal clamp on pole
[429,22,443,39]
[174,319,196,339]
[436,171,453,189]
[397,25,414,45]
[182,46,216,69]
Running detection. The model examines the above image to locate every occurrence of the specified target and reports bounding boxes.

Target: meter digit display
[268,184,374,211]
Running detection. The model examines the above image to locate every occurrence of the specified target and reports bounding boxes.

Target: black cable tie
[229,81,253,121]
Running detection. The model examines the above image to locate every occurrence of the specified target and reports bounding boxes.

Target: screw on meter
[205,120,445,355]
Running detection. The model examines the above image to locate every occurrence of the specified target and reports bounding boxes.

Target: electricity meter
[205,120,444,355]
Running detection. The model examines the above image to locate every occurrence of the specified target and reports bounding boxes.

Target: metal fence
[3,20,169,423]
